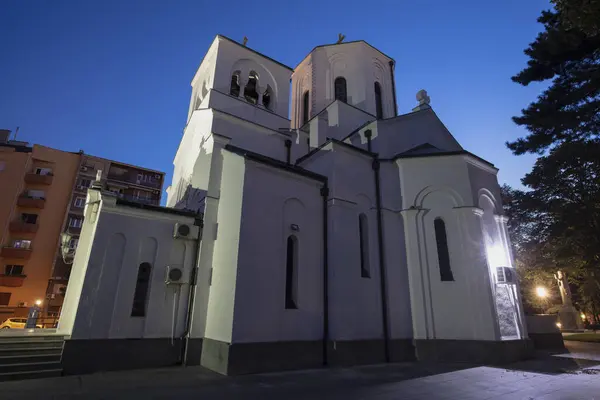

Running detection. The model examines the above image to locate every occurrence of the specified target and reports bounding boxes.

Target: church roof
[294,40,395,70]
[217,35,294,71]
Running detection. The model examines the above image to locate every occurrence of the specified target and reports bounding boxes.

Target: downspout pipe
[181,216,203,365]
[389,61,398,117]
[285,139,292,164]
[365,129,390,363]
[320,183,329,366]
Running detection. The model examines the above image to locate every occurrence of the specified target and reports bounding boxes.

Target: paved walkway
[1,341,599,399]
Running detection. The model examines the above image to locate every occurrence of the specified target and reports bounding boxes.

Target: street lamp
[536,286,548,298]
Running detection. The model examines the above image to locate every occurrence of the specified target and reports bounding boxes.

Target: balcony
[17,196,45,209]
[25,173,54,185]
[0,275,26,287]
[1,247,32,259]
[9,220,39,233]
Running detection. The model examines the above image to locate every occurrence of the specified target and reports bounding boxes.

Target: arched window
[302,91,310,125]
[434,218,454,281]
[285,235,298,309]
[131,262,152,316]
[359,213,370,278]
[334,77,347,102]
[244,71,259,104]
[230,72,240,97]
[374,82,383,119]
[263,85,272,110]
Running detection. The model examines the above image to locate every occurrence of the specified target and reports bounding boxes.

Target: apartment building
[47,153,164,313]
[0,129,165,320]
[0,130,80,321]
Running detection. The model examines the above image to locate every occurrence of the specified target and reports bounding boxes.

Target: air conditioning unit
[496,267,517,285]
[165,266,185,285]
[173,222,200,240]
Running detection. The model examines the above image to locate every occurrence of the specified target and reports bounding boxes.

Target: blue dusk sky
[1,0,550,203]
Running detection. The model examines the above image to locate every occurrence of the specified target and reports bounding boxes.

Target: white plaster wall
[231,161,324,343]
[60,193,198,340]
[308,101,375,148]
[398,155,499,341]
[203,151,246,343]
[291,41,394,128]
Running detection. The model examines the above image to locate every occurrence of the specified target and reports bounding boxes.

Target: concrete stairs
[0,335,64,381]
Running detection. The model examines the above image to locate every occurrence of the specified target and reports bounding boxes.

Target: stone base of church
[62,338,183,375]
[528,333,565,350]
[414,339,534,364]
[199,338,416,375]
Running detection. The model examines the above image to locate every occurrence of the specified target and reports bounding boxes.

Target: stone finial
[337,33,346,44]
[243,36,248,46]
[412,89,432,112]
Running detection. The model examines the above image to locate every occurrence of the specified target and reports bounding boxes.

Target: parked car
[0,318,42,329]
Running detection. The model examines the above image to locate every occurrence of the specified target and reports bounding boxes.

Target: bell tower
[291,39,397,128]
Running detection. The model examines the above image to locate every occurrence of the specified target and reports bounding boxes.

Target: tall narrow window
[374,82,383,119]
[230,72,240,97]
[262,85,272,110]
[285,235,298,309]
[131,262,152,316]
[334,77,347,102]
[302,91,310,125]
[359,213,370,278]
[434,218,454,281]
[244,71,259,104]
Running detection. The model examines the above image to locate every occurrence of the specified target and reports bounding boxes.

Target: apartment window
[13,240,31,249]
[334,77,347,102]
[34,167,52,176]
[358,213,371,278]
[4,265,24,276]
[79,179,91,189]
[285,235,298,309]
[0,293,10,306]
[27,190,45,199]
[374,82,383,119]
[74,197,85,208]
[68,238,79,249]
[434,218,454,281]
[69,217,83,228]
[20,213,38,224]
[131,262,152,317]
[302,91,310,125]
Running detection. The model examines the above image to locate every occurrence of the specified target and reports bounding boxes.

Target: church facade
[58,35,532,375]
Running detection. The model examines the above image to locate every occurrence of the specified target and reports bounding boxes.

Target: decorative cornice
[494,214,509,224]
[453,205,484,217]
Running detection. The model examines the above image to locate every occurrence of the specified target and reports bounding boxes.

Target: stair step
[0,361,61,374]
[0,368,62,382]
[0,354,61,365]
[0,347,63,356]
[0,340,63,349]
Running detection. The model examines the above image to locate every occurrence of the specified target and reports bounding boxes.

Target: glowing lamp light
[536,286,548,298]
[486,245,506,268]
[556,322,562,329]
[581,313,586,320]
[34,299,43,306]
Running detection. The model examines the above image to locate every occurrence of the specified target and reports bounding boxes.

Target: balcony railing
[17,196,45,209]
[9,220,39,233]
[0,275,26,287]
[116,193,160,205]
[107,175,162,189]
[0,247,32,259]
[25,173,54,185]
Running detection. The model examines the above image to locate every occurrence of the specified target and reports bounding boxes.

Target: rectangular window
[68,238,79,249]
[69,217,83,228]
[359,214,371,278]
[434,218,454,281]
[285,235,298,309]
[13,240,31,249]
[0,293,11,306]
[5,265,24,276]
[79,179,91,188]
[35,167,53,176]
[131,262,152,317]
[74,197,85,208]
[27,190,45,199]
[21,213,38,224]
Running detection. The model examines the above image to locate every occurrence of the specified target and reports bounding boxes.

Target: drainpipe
[320,184,329,366]
[389,61,398,117]
[285,139,292,164]
[181,216,203,365]
[365,129,390,363]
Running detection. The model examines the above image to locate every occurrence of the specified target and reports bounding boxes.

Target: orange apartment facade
[0,129,165,321]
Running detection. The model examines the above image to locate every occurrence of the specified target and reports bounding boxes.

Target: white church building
[57,35,532,375]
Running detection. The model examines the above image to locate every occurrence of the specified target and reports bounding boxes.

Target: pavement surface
[1,341,599,399]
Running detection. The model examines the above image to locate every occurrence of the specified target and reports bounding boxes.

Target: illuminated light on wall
[536,287,548,298]
[486,244,506,268]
